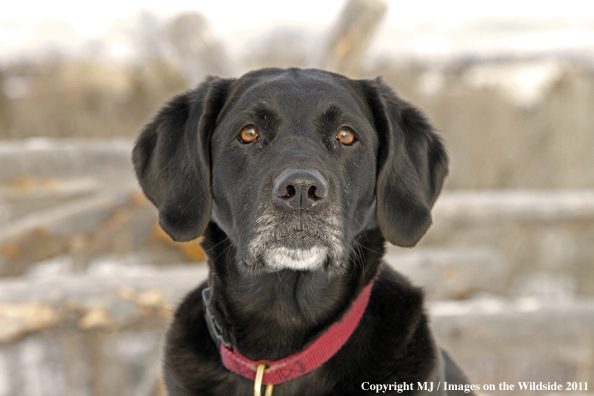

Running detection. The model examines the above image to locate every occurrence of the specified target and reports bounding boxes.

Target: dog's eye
[238,126,259,144]
[336,128,356,145]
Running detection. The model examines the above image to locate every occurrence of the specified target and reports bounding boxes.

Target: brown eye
[336,128,356,145]
[239,126,258,144]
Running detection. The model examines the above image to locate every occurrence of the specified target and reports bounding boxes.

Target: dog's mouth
[263,241,330,271]
[243,215,345,272]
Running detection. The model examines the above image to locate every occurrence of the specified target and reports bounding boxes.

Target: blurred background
[0,0,593,395]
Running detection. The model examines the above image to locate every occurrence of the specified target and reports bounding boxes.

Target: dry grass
[0,58,187,139]
[1,55,593,189]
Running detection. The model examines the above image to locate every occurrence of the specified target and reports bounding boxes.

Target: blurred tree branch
[315,0,387,76]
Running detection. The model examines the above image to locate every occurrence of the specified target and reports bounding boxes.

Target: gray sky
[1,0,592,62]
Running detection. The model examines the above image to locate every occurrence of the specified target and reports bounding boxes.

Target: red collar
[205,282,373,385]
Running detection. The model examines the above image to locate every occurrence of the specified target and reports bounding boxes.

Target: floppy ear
[132,77,234,242]
[360,77,448,247]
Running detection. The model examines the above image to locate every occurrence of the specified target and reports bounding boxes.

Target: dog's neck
[201,222,384,361]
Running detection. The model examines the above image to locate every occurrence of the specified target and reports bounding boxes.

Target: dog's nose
[272,168,329,210]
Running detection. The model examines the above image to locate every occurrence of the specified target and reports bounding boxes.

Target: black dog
[133,68,474,395]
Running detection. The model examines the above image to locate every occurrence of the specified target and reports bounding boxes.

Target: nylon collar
[203,281,373,385]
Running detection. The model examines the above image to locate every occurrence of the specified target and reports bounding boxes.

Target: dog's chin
[263,245,329,271]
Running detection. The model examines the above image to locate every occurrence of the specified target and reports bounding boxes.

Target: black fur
[133,68,473,395]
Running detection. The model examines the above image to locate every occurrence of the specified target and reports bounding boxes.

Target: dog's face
[209,71,378,271]
[133,68,447,273]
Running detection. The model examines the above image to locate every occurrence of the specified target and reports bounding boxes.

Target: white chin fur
[263,245,328,270]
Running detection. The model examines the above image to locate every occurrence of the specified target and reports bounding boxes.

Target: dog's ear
[359,77,448,247]
[132,77,234,242]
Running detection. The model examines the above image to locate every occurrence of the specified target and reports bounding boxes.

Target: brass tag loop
[254,363,274,396]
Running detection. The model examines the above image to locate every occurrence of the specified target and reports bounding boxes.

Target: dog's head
[133,68,447,272]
